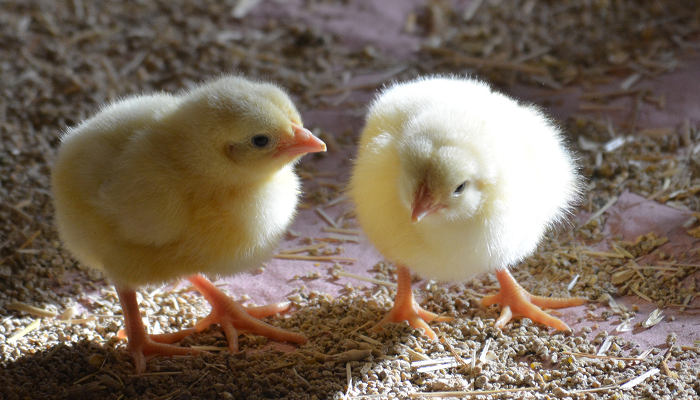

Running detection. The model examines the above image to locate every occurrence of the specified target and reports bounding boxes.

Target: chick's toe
[188,274,307,352]
[481,269,588,331]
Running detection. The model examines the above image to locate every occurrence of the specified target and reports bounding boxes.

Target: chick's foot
[374,265,452,340]
[481,269,588,331]
[117,287,200,374]
[188,274,307,352]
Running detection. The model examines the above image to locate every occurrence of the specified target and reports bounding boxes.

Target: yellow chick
[349,76,587,339]
[52,75,326,373]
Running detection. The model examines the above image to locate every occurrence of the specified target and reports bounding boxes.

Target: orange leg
[116,287,199,374]
[373,265,452,340]
[481,269,588,331]
[188,274,307,352]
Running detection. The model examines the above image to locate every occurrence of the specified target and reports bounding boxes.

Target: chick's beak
[276,122,327,157]
[411,185,445,223]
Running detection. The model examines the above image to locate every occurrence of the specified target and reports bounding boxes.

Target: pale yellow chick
[52,75,326,373]
[350,76,586,339]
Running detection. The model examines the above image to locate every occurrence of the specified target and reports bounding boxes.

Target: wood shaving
[7,302,58,318]
[6,319,42,344]
[641,308,665,328]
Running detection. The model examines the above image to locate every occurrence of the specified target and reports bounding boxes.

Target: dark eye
[453,181,468,196]
[251,135,270,148]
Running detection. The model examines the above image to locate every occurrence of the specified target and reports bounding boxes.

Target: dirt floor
[1,1,700,399]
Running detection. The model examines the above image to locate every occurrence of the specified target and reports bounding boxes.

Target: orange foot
[188,274,307,352]
[116,287,200,374]
[374,265,452,340]
[481,269,588,331]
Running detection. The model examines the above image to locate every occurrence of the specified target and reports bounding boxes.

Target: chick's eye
[251,134,270,148]
[453,181,469,196]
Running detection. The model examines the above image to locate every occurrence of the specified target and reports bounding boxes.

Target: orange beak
[411,184,444,223]
[276,122,327,157]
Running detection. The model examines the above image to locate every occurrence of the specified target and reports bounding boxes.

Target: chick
[349,76,587,339]
[52,75,326,373]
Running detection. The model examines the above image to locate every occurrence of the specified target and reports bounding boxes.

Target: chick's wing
[95,136,190,247]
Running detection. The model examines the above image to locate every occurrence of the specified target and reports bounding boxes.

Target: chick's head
[162,75,325,185]
[396,114,495,225]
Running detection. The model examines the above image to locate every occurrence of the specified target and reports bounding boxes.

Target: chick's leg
[116,287,200,374]
[373,265,451,340]
[481,269,587,331]
[187,274,307,352]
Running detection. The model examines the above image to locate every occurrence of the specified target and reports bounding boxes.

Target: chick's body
[53,100,298,286]
[53,76,325,372]
[350,76,585,336]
